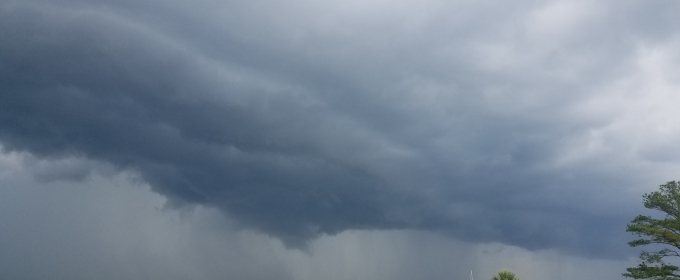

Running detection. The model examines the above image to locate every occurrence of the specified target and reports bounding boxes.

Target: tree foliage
[625,181,680,280]
[491,270,519,280]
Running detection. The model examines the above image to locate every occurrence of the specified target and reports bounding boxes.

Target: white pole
[470,270,473,280]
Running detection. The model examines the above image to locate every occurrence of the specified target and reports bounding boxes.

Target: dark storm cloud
[0,1,430,246]
[2,0,680,257]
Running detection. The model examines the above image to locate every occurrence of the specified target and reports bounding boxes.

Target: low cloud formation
[2,0,680,260]
[0,152,632,280]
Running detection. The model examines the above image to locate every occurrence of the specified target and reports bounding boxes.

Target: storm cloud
[2,0,680,262]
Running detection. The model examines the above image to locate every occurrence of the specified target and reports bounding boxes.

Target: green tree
[625,181,680,280]
[491,270,519,280]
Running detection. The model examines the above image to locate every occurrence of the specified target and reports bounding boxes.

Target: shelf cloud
[2,0,680,264]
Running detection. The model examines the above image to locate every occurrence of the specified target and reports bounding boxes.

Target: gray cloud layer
[2,0,680,258]
[0,154,630,280]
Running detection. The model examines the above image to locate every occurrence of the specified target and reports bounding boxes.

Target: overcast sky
[1,0,680,279]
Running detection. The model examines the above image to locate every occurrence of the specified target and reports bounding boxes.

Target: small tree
[625,181,680,280]
[491,270,519,280]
